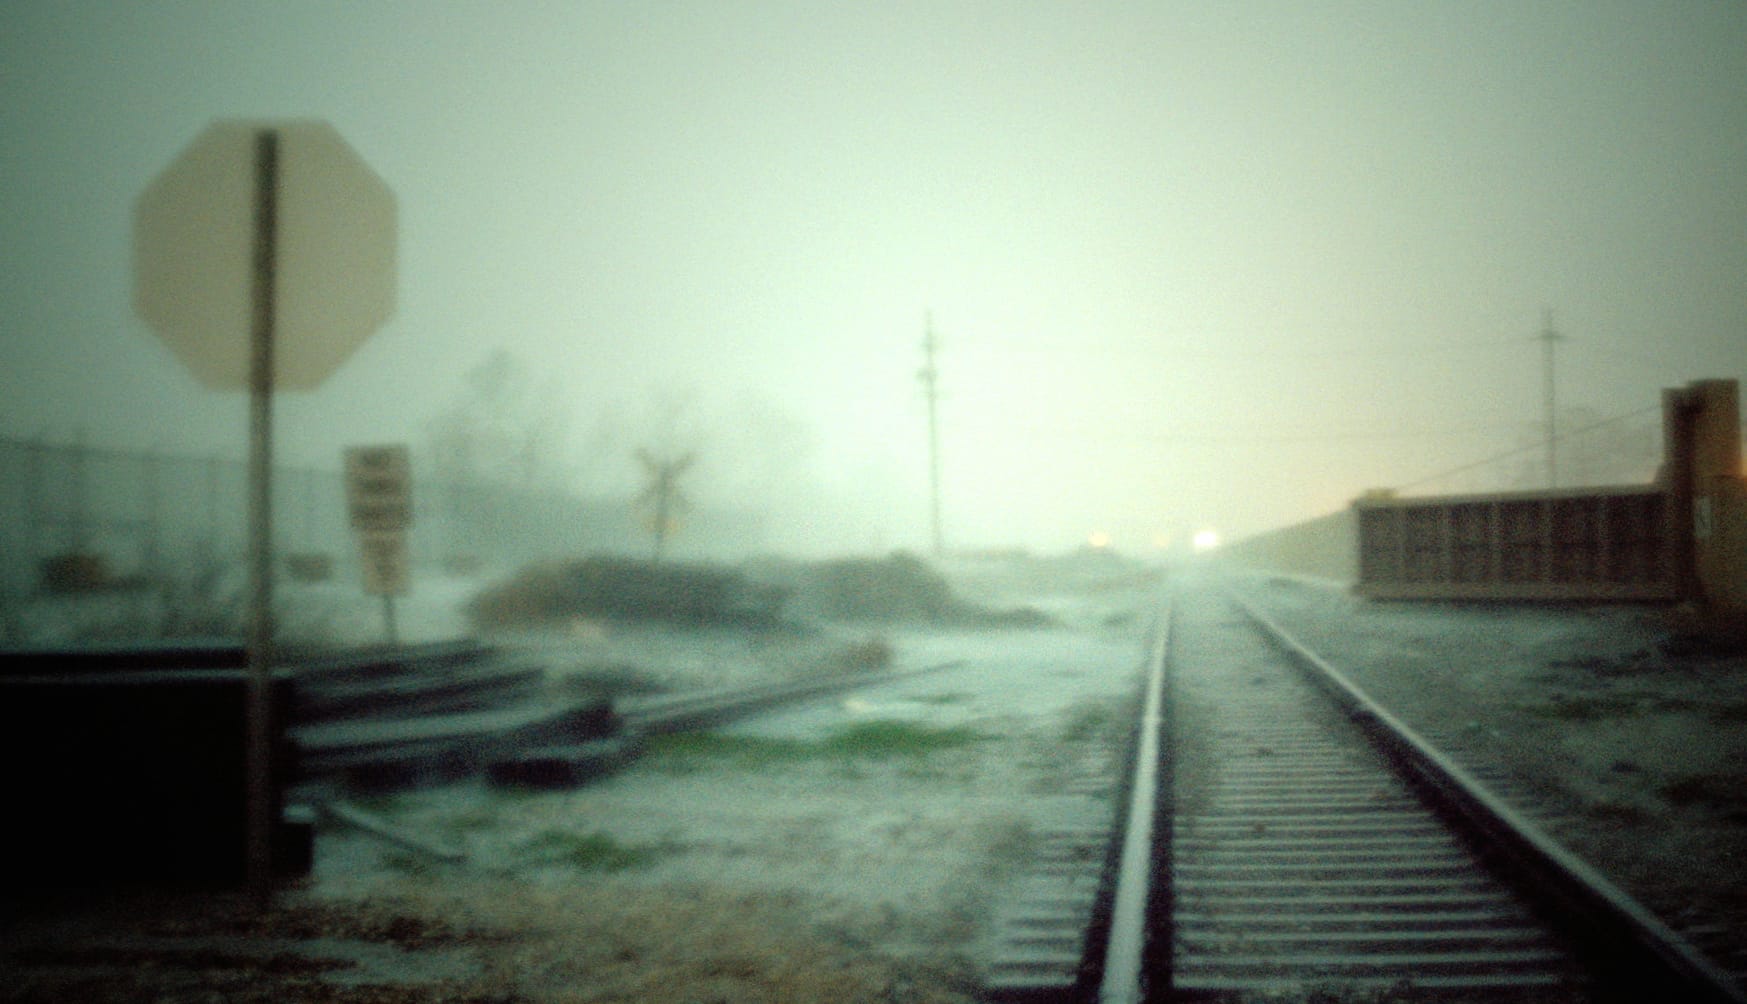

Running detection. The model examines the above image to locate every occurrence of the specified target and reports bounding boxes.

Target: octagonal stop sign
[133,120,396,390]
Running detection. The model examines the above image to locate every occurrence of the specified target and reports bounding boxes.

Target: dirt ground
[0,555,1152,1003]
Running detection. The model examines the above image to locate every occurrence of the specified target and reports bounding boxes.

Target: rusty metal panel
[1354,486,1677,602]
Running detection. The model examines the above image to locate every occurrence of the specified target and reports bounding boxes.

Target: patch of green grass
[821,720,989,757]
[913,691,970,706]
[519,829,671,871]
[646,732,817,772]
[646,719,991,773]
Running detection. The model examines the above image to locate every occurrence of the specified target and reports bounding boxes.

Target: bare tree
[426,350,576,568]
[428,349,572,492]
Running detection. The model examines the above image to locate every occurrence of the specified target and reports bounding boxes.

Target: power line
[954,332,1524,361]
[1394,403,1660,493]
[962,419,1523,447]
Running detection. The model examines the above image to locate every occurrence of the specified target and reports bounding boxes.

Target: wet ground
[6,556,1742,1001]
[1,554,1162,1003]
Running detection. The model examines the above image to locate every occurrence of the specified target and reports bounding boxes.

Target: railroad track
[985,582,1747,1002]
[1163,588,1591,1001]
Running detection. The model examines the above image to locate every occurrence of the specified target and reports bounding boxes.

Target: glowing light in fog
[1192,529,1220,552]
[1088,530,1112,549]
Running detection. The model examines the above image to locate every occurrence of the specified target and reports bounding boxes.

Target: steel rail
[616,659,964,735]
[1225,586,1747,1004]
[1096,598,1173,1003]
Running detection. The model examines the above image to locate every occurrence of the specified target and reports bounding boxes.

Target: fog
[3,2,1744,557]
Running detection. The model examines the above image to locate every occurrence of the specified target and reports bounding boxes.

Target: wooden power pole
[1538,308,1566,489]
[919,312,944,557]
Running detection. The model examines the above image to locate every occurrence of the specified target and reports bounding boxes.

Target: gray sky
[3,1,1743,556]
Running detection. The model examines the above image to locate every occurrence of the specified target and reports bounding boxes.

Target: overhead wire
[953,331,1523,362]
[937,322,1713,497]
[1392,403,1662,492]
[972,419,1523,447]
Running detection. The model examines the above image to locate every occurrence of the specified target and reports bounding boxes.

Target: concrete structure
[1224,380,1744,625]
[1353,485,1675,601]
[1673,380,1746,619]
[1351,380,1742,616]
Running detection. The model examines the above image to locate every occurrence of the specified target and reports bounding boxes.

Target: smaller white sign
[345,444,412,531]
[357,529,409,596]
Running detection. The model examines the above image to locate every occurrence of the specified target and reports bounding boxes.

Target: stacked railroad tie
[291,640,635,793]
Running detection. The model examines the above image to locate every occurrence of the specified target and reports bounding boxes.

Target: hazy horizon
[4,2,1743,557]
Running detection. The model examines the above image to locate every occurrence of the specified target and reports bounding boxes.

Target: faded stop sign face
[133,120,396,391]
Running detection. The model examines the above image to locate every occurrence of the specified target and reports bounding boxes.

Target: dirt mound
[466,557,787,630]
[470,553,1051,631]
[760,552,1052,626]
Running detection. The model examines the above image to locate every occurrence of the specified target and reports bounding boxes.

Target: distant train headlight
[1191,529,1220,552]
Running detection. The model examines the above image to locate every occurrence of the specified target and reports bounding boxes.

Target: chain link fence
[0,435,767,643]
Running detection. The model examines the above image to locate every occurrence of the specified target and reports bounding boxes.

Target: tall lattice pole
[919,312,944,558]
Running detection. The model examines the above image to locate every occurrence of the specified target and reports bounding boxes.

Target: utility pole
[1537,308,1566,489]
[919,312,944,558]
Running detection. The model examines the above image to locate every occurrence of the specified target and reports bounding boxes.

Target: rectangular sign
[344,444,412,531]
[356,529,409,596]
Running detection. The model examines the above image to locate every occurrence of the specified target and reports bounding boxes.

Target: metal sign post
[133,119,397,898]
[243,129,279,898]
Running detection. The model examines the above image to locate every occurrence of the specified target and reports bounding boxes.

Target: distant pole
[1537,308,1565,489]
[243,128,280,898]
[919,312,944,558]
